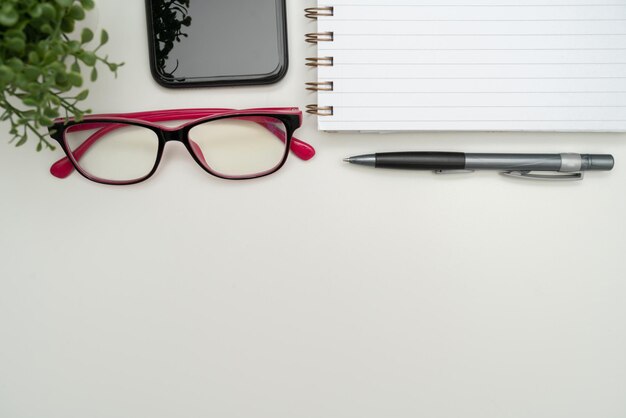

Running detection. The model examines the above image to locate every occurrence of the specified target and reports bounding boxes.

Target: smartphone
[145,0,288,88]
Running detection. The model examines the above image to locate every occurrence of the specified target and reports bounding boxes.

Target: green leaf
[78,51,96,66]
[61,17,75,33]
[38,115,54,126]
[81,28,94,44]
[0,65,14,83]
[36,142,43,152]
[44,107,60,119]
[40,23,53,34]
[71,61,80,73]
[5,29,26,41]
[81,0,95,10]
[22,97,39,107]
[24,66,40,82]
[29,4,43,18]
[40,3,56,20]
[51,43,64,57]
[68,72,83,87]
[69,5,85,21]
[6,58,24,71]
[0,4,19,27]
[16,136,27,147]
[100,29,109,45]
[90,67,97,82]
[54,72,70,89]
[75,89,89,101]
[66,40,81,53]
[28,51,40,64]
[6,37,25,53]
[49,94,61,105]
[43,51,59,66]
[55,0,74,7]
[47,60,65,74]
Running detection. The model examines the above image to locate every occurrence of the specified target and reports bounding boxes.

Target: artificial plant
[0,0,122,151]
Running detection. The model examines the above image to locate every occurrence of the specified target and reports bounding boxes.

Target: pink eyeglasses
[47,108,315,185]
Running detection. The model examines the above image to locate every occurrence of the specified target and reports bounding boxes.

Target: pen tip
[343,157,351,163]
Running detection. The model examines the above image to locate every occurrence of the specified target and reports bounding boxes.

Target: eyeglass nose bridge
[161,128,186,143]
[159,128,208,166]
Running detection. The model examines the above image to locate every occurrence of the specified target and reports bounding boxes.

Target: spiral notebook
[305,0,626,132]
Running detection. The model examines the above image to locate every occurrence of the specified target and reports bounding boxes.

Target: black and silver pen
[344,152,614,180]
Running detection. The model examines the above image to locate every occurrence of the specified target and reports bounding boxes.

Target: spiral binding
[306,57,334,67]
[305,31,334,44]
[306,81,334,91]
[304,7,334,19]
[306,105,334,116]
[305,7,335,116]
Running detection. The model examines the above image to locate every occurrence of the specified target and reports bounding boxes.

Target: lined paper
[314,0,626,131]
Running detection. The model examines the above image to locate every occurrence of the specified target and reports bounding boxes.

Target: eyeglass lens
[65,123,159,182]
[188,116,288,178]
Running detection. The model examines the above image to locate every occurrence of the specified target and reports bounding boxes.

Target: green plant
[0,0,123,151]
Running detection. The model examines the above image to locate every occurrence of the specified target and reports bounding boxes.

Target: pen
[344,152,614,181]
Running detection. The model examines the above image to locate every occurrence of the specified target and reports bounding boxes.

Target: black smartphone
[145,0,288,88]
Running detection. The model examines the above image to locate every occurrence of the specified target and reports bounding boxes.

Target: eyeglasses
[47,108,315,185]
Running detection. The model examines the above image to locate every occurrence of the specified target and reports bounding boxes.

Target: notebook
[305,0,626,132]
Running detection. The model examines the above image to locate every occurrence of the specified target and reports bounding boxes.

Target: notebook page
[314,0,626,131]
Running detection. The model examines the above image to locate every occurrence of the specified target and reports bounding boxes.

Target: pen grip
[376,152,465,170]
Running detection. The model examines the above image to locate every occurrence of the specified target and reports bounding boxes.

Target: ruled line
[330,19,626,21]
[319,48,626,51]
[335,62,626,65]
[321,119,626,122]
[336,33,626,36]
[331,4,626,7]
[322,91,626,93]
[318,105,626,108]
[321,77,626,79]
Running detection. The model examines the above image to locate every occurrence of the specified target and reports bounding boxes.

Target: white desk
[1,2,625,417]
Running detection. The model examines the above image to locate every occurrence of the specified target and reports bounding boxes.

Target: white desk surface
[1,2,625,417]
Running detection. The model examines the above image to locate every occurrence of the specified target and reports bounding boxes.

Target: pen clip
[501,170,584,181]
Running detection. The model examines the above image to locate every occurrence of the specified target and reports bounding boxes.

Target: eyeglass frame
[47,107,315,185]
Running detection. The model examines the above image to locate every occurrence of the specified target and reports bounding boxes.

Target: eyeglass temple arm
[50,109,314,179]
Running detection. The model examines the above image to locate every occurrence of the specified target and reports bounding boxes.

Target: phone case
[145,0,289,88]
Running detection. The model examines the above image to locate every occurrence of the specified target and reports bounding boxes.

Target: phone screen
[146,0,288,87]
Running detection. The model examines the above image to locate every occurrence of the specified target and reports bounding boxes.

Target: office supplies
[47,108,314,185]
[146,0,288,87]
[344,152,614,180]
[305,1,626,132]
